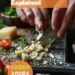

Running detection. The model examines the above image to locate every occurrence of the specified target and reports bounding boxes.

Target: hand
[51,0,75,38]
[16,8,49,31]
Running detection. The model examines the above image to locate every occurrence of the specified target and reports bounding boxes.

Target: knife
[36,25,57,46]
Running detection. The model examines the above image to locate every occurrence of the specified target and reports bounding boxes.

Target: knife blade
[36,25,57,46]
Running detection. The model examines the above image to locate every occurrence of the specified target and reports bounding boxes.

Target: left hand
[16,8,49,31]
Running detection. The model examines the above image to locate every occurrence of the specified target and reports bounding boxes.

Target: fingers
[51,8,66,32]
[40,8,49,21]
[51,0,75,38]
[16,8,28,23]
[32,8,48,31]
[40,8,49,29]
[16,8,48,31]
[24,8,34,26]
[57,0,75,38]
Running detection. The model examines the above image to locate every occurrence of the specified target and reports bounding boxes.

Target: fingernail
[57,32,64,38]
[57,33,61,38]
[37,21,43,30]
[52,24,55,30]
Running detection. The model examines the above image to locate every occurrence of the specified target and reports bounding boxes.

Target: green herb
[15,37,28,48]
[0,20,5,29]
[1,37,28,56]
[3,7,18,17]
[1,47,15,56]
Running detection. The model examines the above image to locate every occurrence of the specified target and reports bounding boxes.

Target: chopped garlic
[15,50,22,56]
[17,47,22,50]
[23,49,32,54]
[24,46,29,50]
[22,53,30,61]
[36,56,42,61]
[40,52,45,57]
[43,60,48,65]
[35,44,44,52]
[36,32,43,40]
[30,52,38,59]
[45,48,48,52]
[49,53,54,58]
[29,44,35,51]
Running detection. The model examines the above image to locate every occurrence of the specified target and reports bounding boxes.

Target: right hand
[51,0,75,38]
[16,8,49,31]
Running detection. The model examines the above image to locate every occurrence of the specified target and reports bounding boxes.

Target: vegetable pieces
[15,41,51,61]
[0,26,17,48]
[0,39,12,49]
